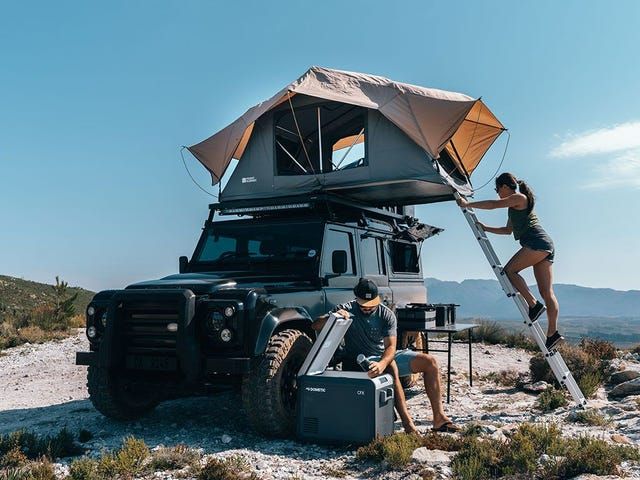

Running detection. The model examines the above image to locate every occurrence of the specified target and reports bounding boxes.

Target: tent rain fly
[187,66,505,205]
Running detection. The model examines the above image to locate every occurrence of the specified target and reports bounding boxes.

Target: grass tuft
[536,389,568,412]
[450,422,640,479]
[197,455,261,480]
[0,428,82,461]
[570,409,611,427]
[356,433,422,469]
[481,369,521,388]
[148,444,201,471]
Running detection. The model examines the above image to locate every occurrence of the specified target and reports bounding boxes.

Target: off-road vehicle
[76,194,437,436]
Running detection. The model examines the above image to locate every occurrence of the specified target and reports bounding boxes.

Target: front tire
[87,366,160,420]
[242,329,312,437]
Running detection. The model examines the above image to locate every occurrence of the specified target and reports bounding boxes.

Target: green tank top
[508,206,540,240]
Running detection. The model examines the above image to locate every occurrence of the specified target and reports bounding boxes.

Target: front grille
[123,305,179,356]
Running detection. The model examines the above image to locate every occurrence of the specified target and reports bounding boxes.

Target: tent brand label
[305,387,326,393]
[241,176,257,184]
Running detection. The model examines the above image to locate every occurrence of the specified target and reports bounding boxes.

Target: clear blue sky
[1,1,639,292]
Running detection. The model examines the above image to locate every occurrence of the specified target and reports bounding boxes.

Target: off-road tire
[87,365,160,420]
[242,329,312,437]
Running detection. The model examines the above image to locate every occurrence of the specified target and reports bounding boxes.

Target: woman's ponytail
[517,179,535,212]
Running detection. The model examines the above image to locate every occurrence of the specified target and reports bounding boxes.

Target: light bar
[221,202,311,215]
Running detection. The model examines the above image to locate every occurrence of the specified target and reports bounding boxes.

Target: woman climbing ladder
[456,172,564,350]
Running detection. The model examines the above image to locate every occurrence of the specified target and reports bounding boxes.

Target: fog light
[223,305,235,318]
[220,328,233,342]
[87,306,95,317]
[167,322,178,332]
[87,326,97,339]
[208,311,224,331]
[100,311,108,327]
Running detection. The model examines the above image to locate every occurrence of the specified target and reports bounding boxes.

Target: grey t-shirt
[331,300,398,359]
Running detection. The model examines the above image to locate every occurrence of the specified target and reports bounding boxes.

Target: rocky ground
[1,330,639,479]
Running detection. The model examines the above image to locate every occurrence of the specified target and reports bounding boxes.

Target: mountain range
[425,278,640,320]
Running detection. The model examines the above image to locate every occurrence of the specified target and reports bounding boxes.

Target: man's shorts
[343,349,420,377]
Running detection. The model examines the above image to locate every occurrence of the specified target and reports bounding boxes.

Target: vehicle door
[357,232,392,308]
[321,225,359,311]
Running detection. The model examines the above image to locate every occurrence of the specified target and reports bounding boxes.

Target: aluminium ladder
[454,192,587,407]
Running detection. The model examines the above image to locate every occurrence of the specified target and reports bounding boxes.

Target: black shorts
[519,226,555,263]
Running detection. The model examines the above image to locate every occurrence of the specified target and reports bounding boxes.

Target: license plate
[126,355,177,371]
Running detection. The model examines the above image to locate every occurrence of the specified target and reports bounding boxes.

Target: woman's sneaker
[528,301,546,322]
[545,331,564,351]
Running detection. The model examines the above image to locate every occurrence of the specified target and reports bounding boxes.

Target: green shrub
[0,428,81,460]
[451,422,640,479]
[421,432,464,451]
[578,370,603,398]
[570,409,611,426]
[97,437,149,478]
[148,444,201,471]
[0,447,28,468]
[198,455,260,480]
[530,342,607,397]
[559,435,640,477]
[356,433,422,469]
[579,338,617,360]
[67,457,99,480]
[481,369,521,387]
[536,389,568,411]
[24,458,56,480]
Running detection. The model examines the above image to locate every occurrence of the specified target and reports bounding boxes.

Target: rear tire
[242,329,312,437]
[87,366,159,420]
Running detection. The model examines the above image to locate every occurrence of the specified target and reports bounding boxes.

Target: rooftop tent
[187,67,505,206]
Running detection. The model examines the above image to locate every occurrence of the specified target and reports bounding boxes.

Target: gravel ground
[1,330,639,479]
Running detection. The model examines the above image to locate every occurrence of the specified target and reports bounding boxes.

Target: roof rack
[209,193,412,223]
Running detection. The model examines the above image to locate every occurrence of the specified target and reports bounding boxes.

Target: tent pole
[317,107,323,174]
[335,128,365,169]
[276,140,308,174]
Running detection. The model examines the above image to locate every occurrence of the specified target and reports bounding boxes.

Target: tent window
[275,102,367,176]
[389,241,420,273]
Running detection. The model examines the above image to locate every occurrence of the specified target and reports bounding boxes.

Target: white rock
[221,434,232,443]
[411,447,451,465]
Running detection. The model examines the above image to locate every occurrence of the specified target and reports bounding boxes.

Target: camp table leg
[447,332,452,403]
[468,328,473,387]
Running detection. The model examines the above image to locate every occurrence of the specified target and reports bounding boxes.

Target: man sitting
[312,278,458,434]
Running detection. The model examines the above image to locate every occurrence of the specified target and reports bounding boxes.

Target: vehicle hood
[126,272,315,294]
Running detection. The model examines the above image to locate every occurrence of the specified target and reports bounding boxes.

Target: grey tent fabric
[187,67,505,205]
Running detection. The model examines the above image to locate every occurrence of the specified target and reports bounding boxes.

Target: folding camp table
[398,323,478,404]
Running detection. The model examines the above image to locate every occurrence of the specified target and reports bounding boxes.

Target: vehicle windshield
[192,220,324,274]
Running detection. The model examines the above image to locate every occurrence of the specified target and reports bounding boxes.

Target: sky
[1,1,639,292]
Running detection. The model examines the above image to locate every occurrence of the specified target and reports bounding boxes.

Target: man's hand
[335,309,351,319]
[367,360,385,378]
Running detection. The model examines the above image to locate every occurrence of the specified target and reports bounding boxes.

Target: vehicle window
[361,236,384,276]
[275,101,366,176]
[322,229,356,275]
[193,221,323,274]
[389,241,420,273]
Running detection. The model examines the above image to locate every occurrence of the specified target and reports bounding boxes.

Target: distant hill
[0,275,94,317]
[425,278,640,320]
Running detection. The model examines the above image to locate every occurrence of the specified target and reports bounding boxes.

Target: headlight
[220,328,233,342]
[208,311,224,331]
[223,305,236,318]
[100,311,108,327]
[87,306,95,317]
[87,326,97,339]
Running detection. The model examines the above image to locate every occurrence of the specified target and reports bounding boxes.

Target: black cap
[353,278,380,307]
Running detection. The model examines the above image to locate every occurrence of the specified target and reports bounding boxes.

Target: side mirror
[179,256,189,274]
[332,250,348,274]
